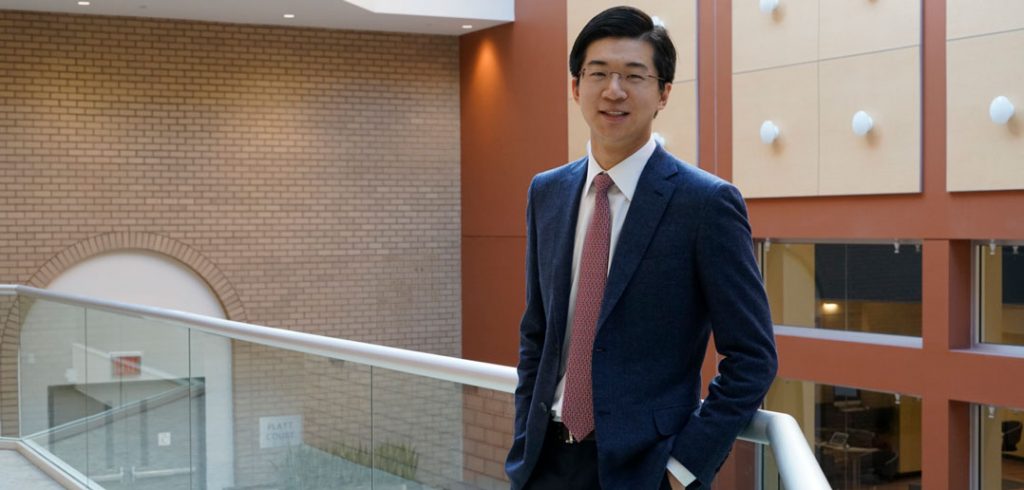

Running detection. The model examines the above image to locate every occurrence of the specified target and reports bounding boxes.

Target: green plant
[340,441,419,481]
[276,440,419,489]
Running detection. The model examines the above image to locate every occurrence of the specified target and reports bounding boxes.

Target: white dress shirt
[549,136,696,486]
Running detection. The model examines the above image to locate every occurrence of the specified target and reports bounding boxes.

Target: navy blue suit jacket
[506,146,778,489]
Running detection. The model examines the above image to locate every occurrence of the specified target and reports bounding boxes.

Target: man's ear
[571,77,581,104]
[657,82,672,111]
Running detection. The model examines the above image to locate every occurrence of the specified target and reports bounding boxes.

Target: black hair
[569,6,677,91]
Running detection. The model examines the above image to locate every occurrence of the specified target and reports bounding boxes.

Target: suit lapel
[548,158,587,346]
[598,147,679,330]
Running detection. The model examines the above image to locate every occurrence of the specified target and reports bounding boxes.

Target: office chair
[1003,420,1022,452]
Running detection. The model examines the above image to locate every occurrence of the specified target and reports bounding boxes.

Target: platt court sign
[259,415,303,449]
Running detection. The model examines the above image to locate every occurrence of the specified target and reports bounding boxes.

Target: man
[505,6,778,489]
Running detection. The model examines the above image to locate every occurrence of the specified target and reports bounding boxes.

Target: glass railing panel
[226,341,373,490]
[18,297,88,473]
[188,329,228,490]
[369,367,461,489]
[369,368,517,490]
[81,308,193,489]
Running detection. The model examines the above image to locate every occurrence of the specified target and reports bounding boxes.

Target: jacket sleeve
[513,178,547,437]
[670,182,778,486]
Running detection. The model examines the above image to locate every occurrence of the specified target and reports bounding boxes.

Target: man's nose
[601,73,628,100]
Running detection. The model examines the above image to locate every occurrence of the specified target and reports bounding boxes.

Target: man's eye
[625,74,646,83]
[588,71,608,79]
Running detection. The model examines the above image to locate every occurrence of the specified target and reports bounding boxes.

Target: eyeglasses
[579,67,667,88]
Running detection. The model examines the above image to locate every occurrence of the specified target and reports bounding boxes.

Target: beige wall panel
[819,48,921,196]
[657,80,699,165]
[947,32,1024,192]
[566,0,698,163]
[567,81,697,164]
[819,0,920,59]
[732,63,819,198]
[948,0,1024,40]
[733,0,818,73]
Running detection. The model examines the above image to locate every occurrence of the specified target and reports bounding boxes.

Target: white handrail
[3,284,830,489]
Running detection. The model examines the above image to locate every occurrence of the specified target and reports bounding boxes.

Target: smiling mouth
[600,110,629,117]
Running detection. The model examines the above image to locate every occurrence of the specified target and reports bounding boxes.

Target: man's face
[572,37,671,156]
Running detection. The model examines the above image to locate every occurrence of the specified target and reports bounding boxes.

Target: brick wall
[0,8,463,485]
[463,386,514,489]
[0,9,460,352]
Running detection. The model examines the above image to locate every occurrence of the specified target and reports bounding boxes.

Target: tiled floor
[0,449,65,489]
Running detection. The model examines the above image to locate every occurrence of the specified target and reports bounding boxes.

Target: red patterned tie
[563,173,613,441]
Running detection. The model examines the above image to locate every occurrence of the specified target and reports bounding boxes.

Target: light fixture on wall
[759,0,780,15]
[894,393,901,405]
[851,110,874,136]
[760,120,780,145]
[462,24,473,29]
[990,95,1015,125]
[990,239,998,256]
[989,406,997,419]
[821,302,839,314]
[893,239,901,254]
[283,14,295,19]
[77,1,90,5]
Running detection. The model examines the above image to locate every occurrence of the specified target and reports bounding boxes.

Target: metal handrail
[1,284,830,489]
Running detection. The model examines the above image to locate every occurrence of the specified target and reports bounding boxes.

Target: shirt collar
[584,135,657,202]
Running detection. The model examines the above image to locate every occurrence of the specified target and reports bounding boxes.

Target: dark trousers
[523,419,673,490]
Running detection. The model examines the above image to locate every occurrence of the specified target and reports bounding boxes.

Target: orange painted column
[460,0,568,365]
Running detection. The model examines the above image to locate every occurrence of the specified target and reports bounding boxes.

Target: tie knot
[593,173,613,194]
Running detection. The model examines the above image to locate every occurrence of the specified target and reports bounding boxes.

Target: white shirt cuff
[666,457,697,486]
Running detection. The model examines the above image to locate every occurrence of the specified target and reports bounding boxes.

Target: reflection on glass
[978,405,1024,489]
[763,242,922,336]
[763,379,922,489]
[980,244,1024,346]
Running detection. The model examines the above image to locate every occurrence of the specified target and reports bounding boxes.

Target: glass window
[977,404,1024,490]
[979,243,1024,346]
[762,379,922,489]
[762,241,922,336]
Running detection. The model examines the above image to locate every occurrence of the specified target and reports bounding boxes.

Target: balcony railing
[0,284,829,489]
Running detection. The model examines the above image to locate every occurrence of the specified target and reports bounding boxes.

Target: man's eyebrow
[584,59,651,69]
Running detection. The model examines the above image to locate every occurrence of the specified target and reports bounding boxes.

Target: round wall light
[990,95,1015,125]
[760,120,780,145]
[851,110,874,136]
[760,0,780,15]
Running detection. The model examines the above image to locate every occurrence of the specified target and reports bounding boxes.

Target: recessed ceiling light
[283,14,296,19]
[462,25,473,29]
[77,1,90,5]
